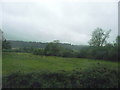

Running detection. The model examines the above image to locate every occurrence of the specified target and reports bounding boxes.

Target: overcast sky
[0,0,118,45]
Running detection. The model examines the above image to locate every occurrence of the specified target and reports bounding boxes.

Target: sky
[0,0,119,45]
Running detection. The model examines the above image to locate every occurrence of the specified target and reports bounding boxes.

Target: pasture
[3,52,118,75]
[2,52,119,88]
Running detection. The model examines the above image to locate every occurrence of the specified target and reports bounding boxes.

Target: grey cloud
[2,2,118,45]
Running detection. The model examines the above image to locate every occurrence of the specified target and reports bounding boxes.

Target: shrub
[3,65,119,88]
[33,49,44,55]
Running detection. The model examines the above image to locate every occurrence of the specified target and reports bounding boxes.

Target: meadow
[3,52,118,75]
[2,52,119,88]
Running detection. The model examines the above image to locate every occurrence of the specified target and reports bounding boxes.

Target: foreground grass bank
[2,52,119,88]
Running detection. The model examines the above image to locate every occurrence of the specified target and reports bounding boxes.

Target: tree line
[2,28,119,61]
[33,28,119,61]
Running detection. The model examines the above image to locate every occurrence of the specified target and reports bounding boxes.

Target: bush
[33,49,44,55]
[76,45,118,61]
[3,65,119,88]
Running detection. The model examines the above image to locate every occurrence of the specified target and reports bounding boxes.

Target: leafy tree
[33,48,44,55]
[2,39,11,49]
[60,48,75,57]
[114,36,120,61]
[44,40,61,56]
[115,36,120,46]
[77,47,89,58]
[1,31,11,50]
[89,28,111,47]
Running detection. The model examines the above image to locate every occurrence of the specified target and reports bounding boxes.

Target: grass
[3,52,118,76]
[2,52,119,88]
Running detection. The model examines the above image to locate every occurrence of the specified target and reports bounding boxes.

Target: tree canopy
[89,28,111,47]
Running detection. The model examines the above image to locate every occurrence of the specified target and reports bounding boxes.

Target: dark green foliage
[21,47,34,53]
[77,45,118,61]
[80,66,119,88]
[76,35,119,61]
[76,47,89,58]
[116,36,120,60]
[32,35,119,61]
[3,65,119,88]
[44,42,61,56]
[33,49,44,55]
[32,40,118,61]
[59,48,75,57]
[2,39,11,50]
[44,41,77,57]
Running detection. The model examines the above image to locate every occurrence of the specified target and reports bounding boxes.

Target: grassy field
[3,52,118,75]
[2,52,119,88]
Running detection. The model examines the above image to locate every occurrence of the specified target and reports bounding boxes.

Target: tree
[44,40,61,56]
[33,48,44,55]
[2,39,11,49]
[114,36,120,61]
[2,31,11,49]
[116,36,120,46]
[89,28,111,47]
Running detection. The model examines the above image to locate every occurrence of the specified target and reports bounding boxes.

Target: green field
[3,52,118,75]
[2,52,119,88]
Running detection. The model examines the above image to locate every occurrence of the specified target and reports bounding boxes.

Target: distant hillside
[8,40,88,50]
